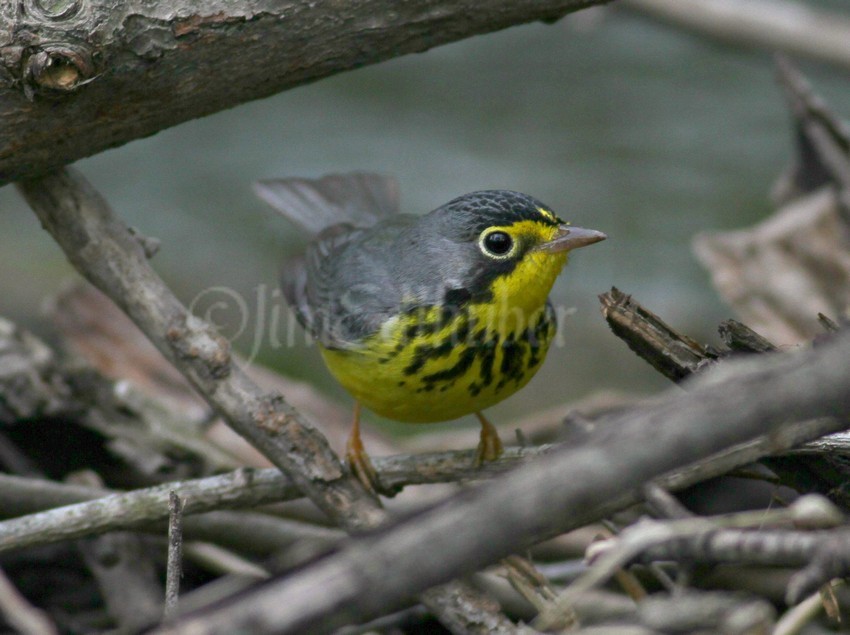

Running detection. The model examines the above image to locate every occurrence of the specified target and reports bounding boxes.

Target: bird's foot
[474,412,504,467]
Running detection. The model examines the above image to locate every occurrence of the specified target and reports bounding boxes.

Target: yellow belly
[319,303,556,422]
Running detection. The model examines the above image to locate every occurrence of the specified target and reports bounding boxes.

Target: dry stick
[0,566,58,635]
[773,582,844,635]
[620,0,850,72]
[717,319,777,354]
[634,591,775,634]
[598,287,715,382]
[335,606,430,635]
[600,287,850,505]
[0,447,543,554]
[0,430,841,559]
[189,511,343,555]
[16,169,517,633]
[0,466,345,555]
[6,432,850,556]
[0,468,295,553]
[775,55,850,221]
[183,542,269,579]
[79,532,164,631]
[152,327,850,635]
[165,492,185,618]
[537,494,843,628]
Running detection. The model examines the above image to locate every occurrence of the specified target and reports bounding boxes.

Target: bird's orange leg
[345,401,382,498]
[474,411,504,467]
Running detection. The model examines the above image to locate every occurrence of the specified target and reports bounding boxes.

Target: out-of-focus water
[2,7,849,427]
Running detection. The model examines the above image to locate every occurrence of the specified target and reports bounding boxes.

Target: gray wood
[0,0,607,185]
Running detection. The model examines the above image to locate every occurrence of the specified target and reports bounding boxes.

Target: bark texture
[0,0,606,185]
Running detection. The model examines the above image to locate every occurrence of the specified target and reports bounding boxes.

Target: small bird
[255,173,605,494]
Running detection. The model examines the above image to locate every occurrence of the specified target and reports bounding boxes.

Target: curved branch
[0,0,607,185]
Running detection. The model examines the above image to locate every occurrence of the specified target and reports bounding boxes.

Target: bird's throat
[483,250,568,329]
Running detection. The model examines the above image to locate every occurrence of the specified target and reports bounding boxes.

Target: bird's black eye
[479,230,514,258]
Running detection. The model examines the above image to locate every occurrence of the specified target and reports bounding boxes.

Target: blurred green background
[2,4,849,431]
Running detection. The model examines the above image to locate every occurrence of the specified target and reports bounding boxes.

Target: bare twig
[0,436,844,561]
[0,468,343,554]
[0,468,294,552]
[418,583,538,635]
[774,581,844,635]
[0,433,45,478]
[621,0,850,72]
[165,492,185,618]
[819,313,841,333]
[717,319,777,354]
[0,566,58,635]
[545,495,841,626]
[183,542,269,579]
[0,447,543,554]
[152,327,850,634]
[634,591,775,634]
[641,483,694,520]
[500,555,572,628]
[775,56,850,221]
[786,533,850,604]
[333,606,430,635]
[599,288,715,382]
[78,532,163,632]
[188,512,343,556]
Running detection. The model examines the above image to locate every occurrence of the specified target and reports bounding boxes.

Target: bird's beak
[534,225,607,254]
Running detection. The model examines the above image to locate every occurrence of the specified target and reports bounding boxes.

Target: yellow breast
[319,247,567,423]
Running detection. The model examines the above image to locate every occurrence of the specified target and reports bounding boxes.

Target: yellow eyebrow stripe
[536,207,557,223]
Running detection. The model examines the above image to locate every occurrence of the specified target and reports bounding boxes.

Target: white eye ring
[478,230,517,260]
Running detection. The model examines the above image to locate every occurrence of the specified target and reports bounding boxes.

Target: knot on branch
[166,314,232,382]
[22,42,94,99]
[25,0,83,21]
[251,395,292,436]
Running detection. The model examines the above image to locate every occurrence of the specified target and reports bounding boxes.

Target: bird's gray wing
[254,172,400,236]
[280,224,362,349]
[257,173,405,348]
[283,218,420,350]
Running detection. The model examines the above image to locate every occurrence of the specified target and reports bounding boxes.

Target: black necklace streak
[391,301,556,398]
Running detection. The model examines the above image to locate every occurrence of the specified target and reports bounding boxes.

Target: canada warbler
[255,173,605,494]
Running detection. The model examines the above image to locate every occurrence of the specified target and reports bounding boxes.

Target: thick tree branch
[0,0,608,185]
[153,328,850,635]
